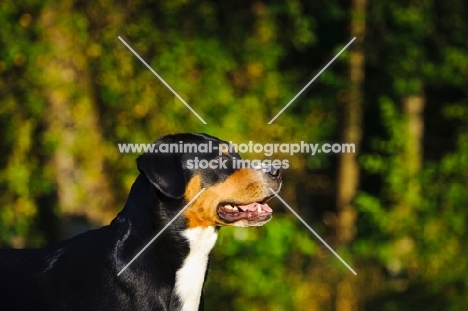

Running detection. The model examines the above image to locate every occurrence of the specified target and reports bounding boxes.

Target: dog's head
[137,133,282,228]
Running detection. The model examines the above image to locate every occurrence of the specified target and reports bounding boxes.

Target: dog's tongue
[238,203,273,213]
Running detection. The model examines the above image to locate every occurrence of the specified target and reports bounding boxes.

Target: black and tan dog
[0,133,282,310]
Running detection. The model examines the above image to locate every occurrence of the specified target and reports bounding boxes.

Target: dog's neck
[113,174,218,309]
[175,226,218,311]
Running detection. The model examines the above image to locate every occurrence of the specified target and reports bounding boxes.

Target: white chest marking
[175,226,218,311]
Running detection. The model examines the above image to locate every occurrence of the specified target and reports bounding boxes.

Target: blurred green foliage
[1,0,468,310]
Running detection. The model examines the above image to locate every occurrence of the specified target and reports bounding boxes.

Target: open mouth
[217,196,274,224]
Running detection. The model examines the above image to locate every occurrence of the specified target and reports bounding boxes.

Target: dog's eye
[213,155,226,162]
[216,153,232,160]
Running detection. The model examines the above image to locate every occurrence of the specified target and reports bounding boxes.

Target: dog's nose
[266,165,281,180]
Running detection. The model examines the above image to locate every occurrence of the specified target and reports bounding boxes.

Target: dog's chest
[175,226,218,311]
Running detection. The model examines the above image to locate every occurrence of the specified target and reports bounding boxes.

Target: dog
[0,133,282,310]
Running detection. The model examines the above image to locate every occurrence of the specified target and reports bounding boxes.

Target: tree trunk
[38,1,115,232]
[401,95,425,192]
[336,0,366,247]
[392,94,424,236]
[335,0,366,310]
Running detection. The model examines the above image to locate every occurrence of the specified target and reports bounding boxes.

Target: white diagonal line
[118,36,207,124]
[269,188,357,275]
[268,37,356,124]
[117,188,206,276]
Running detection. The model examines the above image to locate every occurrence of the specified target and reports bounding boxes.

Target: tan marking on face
[220,144,229,155]
[184,175,202,201]
[183,169,269,228]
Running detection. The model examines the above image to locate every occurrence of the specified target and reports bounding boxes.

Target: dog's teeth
[257,204,262,213]
[224,205,233,210]
[232,206,239,212]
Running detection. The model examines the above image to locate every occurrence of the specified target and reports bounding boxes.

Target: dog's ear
[136,135,186,199]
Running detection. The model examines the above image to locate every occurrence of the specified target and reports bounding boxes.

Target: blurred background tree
[1,0,467,310]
